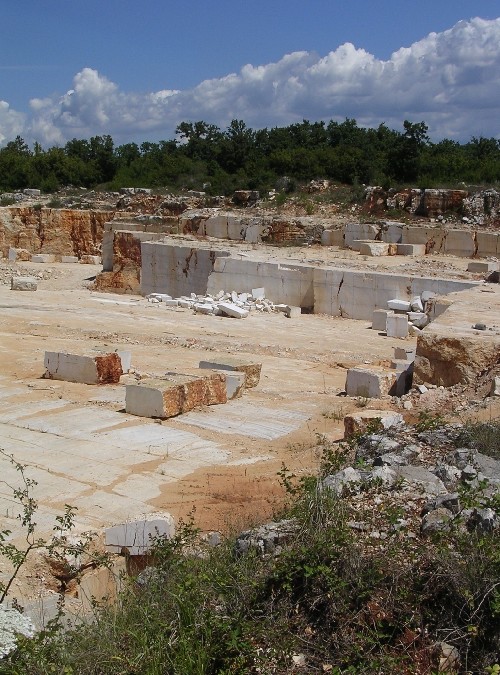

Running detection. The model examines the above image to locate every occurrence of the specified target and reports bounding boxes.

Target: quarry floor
[0,251,498,603]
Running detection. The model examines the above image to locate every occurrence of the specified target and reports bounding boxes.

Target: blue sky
[1,1,499,146]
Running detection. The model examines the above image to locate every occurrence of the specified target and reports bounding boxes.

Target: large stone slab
[414,333,500,386]
[344,410,404,438]
[11,276,37,291]
[345,367,398,398]
[44,351,123,385]
[199,357,262,388]
[125,373,227,418]
[105,514,175,555]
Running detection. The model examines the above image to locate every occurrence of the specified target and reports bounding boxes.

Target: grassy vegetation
[2,424,500,674]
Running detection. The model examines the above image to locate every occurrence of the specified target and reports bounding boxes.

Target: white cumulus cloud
[1,17,499,146]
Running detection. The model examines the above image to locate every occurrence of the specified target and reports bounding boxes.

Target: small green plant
[47,197,63,208]
[322,406,345,422]
[414,409,445,432]
[0,196,16,206]
[455,418,500,459]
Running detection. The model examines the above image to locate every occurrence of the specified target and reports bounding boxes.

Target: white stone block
[8,247,17,261]
[116,350,132,373]
[358,241,390,256]
[490,376,500,397]
[372,309,394,331]
[217,302,249,319]
[386,314,409,338]
[194,303,215,314]
[387,299,411,312]
[11,276,37,291]
[410,296,424,312]
[105,515,175,555]
[345,367,397,398]
[408,312,428,328]
[164,299,179,307]
[44,351,122,384]
[178,300,193,309]
[61,255,79,263]
[467,261,498,273]
[31,254,55,263]
[396,243,426,256]
[252,287,265,300]
[420,291,436,303]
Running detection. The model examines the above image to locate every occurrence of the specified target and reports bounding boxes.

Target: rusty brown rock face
[94,353,123,384]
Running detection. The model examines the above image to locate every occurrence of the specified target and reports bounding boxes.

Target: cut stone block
[372,309,394,331]
[116,350,132,373]
[8,247,31,261]
[386,314,409,338]
[105,515,175,555]
[199,357,262,388]
[163,299,179,307]
[345,367,398,398]
[210,369,246,399]
[217,302,249,319]
[321,229,343,246]
[31,254,55,263]
[285,305,301,318]
[359,241,390,256]
[396,243,426,256]
[387,299,411,312]
[410,296,424,312]
[44,351,123,385]
[407,312,428,328]
[61,255,79,263]
[252,287,265,300]
[125,373,227,418]
[490,376,500,397]
[11,276,37,291]
[344,410,404,438]
[80,255,101,264]
[467,261,498,273]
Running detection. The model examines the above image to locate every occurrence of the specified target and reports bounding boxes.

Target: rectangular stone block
[44,351,123,385]
[372,309,394,331]
[217,302,249,318]
[80,255,101,264]
[11,276,37,291]
[61,255,79,263]
[345,367,398,398]
[209,369,245,399]
[444,229,475,257]
[359,241,390,256]
[396,243,426,256]
[386,314,409,338]
[31,254,55,263]
[344,410,404,437]
[387,299,411,312]
[199,357,262,388]
[125,373,227,418]
[467,261,498,273]
[407,312,428,328]
[105,515,175,555]
[476,232,499,257]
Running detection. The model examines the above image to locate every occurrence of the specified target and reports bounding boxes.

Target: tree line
[0,118,499,196]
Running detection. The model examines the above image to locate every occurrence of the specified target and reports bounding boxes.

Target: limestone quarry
[0,186,498,627]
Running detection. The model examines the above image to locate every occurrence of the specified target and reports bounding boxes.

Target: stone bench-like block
[372,309,394,331]
[11,276,37,291]
[344,410,404,438]
[105,515,175,555]
[386,314,409,338]
[345,367,398,398]
[217,302,249,319]
[396,243,426,256]
[359,241,390,257]
[44,351,123,384]
[199,357,262,388]
[61,255,79,263]
[467,261,498,273]
[125,373,227,419]
[31,254,55,263]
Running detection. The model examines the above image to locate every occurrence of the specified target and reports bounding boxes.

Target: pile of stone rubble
[145,288,300,319]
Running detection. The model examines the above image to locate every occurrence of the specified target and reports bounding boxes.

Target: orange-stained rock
[0,207,115,256]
